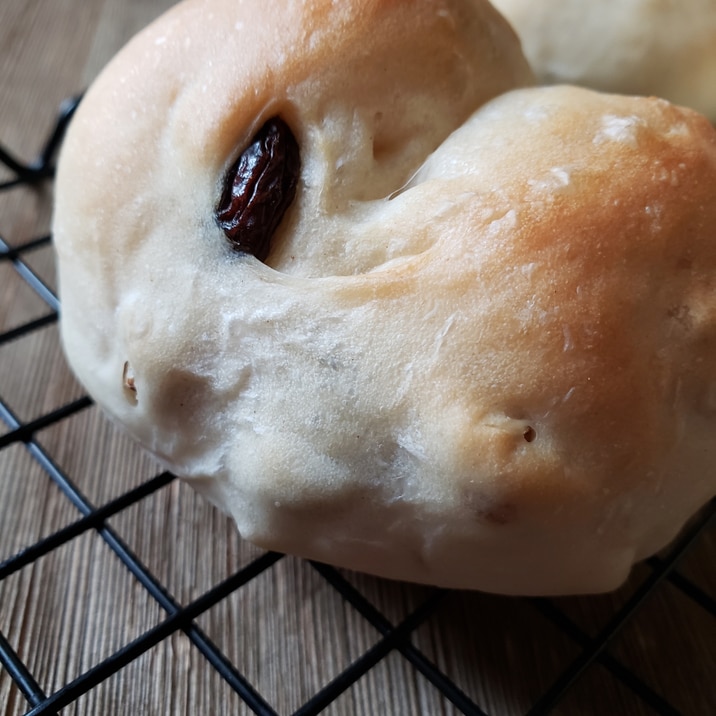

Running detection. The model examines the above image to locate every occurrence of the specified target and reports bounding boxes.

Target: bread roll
[53,0,716,594]
[491,0,716,121]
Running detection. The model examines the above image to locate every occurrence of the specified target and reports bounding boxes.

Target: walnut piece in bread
[491,0,716,121]
[53,0,716,594]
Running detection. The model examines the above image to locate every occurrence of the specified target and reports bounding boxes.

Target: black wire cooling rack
[1,100,716,716]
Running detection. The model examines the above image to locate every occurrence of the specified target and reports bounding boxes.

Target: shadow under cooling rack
[1,101,715,716]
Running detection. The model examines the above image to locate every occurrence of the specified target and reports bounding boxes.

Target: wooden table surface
[1,2,715,714]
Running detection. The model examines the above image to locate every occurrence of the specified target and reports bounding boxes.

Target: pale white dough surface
[53,0,716,594]
[491,0,716,121]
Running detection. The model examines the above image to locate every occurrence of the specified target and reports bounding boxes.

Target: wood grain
[1,2,715,715]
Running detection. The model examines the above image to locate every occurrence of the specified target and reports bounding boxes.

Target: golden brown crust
[53,0,716,594]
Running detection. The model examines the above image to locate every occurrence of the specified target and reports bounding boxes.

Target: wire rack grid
[1,101,716,716]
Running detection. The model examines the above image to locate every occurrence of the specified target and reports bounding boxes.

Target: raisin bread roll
[53,0,716,594]
[491,0,716,121]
